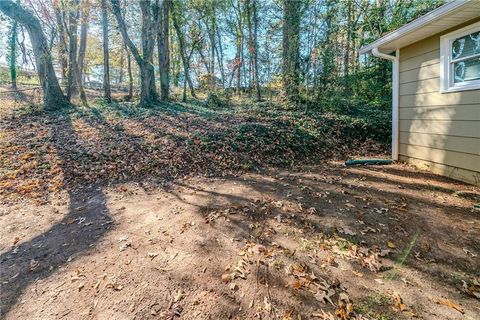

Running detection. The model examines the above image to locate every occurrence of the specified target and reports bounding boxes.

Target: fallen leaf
[462,277,480,300]
[463,248,478,257]
[434,298,464,314]
[147,252,159,260]
[229,282,238,291]
[392,292,406,312]
[13,237,20,245]
[263,297,272,312]
[222,273,233,283]
[93,279,102,290]
[338,227,357,236]
[29,259,39,271]
[174,290,184,302]
[335,292,354,320]
[311,310,335,319]
[314,290,335,306]
[283,309,293,319]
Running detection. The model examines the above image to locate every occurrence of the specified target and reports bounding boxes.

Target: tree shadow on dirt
[162,167,479,316]
[0,109,113,317]
[1,101,477,318]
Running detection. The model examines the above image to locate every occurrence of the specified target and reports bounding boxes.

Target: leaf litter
[1,104,479,319]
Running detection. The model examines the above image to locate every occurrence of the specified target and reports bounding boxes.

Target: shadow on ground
[0,102,478,319]
[0,112,113,316]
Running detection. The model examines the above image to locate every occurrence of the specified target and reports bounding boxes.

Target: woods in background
[0,0,445,111]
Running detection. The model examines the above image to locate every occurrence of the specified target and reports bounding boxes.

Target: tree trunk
[252,0,261,101]
[77,0,90,105]
[9,11,18,90]
[171,3,196,99]
[246,0,253,95]
[121,0,132,99]
[140,0,157,104]
[54,6,68,83]
[234,0,243,95]
[317,0,336,102]
[247,0,261,101]
[126,44,133,100]
[209,1,216,90]
[156,0,170,101]
[111,0,157,106]
[0,0,67,109]
[102,0,112,102]
[343,0,353,94]
[282,0,301,103]
[215,27,225,89]
[66,0,79,101]
[119,46,125,83]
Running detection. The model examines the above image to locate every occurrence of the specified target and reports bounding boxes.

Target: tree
[318,0,337,101]
[66,0,79,101]
[232,0,244,94]
[53,2,68,83]
[156,0,171,101]
[111,0,157,106]
[0,0,67,109]
[207,0,217,90]
[77,0,90,105]
[282,0,302,103]
[125,44,134,100]
[171,0,197,101]
[8,4,18,90]
[246,0,261,100]
[102,0,112,102]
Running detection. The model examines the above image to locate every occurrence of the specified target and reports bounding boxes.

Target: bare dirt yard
[1,94,479,319]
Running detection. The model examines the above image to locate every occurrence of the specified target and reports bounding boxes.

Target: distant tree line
[0,0,445,110]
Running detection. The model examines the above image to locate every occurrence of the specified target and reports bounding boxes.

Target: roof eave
[359,0,470,55]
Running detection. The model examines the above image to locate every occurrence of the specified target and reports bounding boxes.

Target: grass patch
[355,293,392,320]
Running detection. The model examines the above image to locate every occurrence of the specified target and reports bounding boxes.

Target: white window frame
[440,21,480,93]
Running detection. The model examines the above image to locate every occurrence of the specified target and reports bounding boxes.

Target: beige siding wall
[398,19,480,186]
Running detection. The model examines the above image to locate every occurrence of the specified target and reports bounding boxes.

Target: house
[360,1,480,186]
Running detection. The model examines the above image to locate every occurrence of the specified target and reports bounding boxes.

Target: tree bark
[246,0,253,95]
[9,10,18,90]
[101,0,112,102]
[252,0,261,101]
[208,1,216,89]
[139,0,157,105]
[215,27,225,89]
[234,0,243,95]
[0,0,67,109]
[111,0,157,106]
[343,0,353,95]
[282,0,301,103]
[171,2,197,100]
[126,44,133,100]
[77,0,90,105]
[54,5,68,83]
[156,0,170,101]
[246,0,261,100]
[66,0,79,101]
[119,46,125,84]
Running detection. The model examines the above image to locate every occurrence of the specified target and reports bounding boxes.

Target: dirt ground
[1,161,479,319]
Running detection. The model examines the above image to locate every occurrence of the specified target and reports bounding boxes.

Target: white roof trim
[360,0,471,54]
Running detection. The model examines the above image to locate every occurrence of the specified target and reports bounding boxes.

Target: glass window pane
[452,31,480,60]
[453,57,480,83]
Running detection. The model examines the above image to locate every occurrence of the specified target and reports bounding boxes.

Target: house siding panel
[398,20,480,185]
